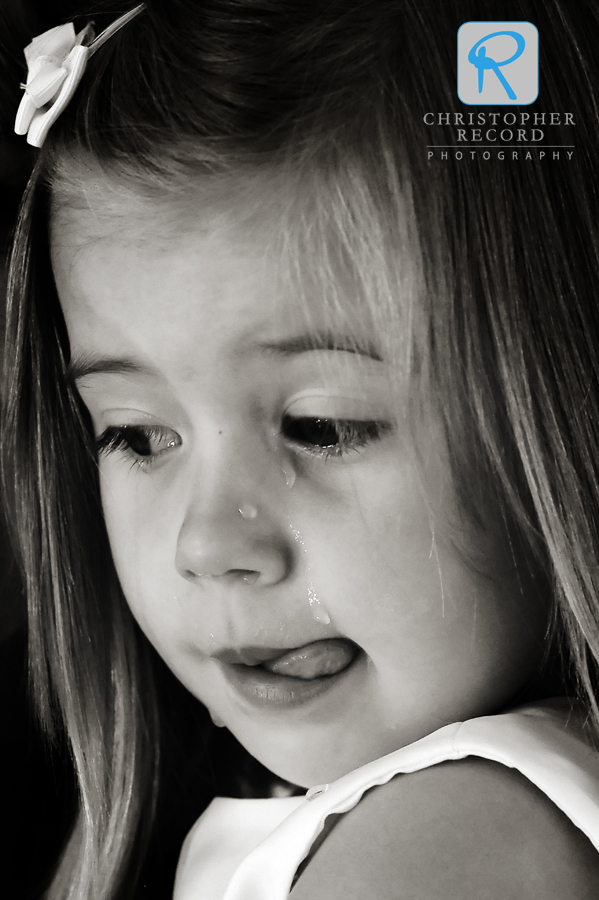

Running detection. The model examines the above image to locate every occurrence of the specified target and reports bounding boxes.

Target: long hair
[3,0,599,896]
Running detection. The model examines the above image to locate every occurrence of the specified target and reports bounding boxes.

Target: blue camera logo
[458,22,538,105]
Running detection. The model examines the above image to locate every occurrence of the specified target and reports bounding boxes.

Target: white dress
[174,699,599,900]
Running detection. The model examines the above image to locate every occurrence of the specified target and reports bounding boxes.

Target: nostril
[184,568,259,585]
[184,569,210,581]
[230,569,259,585]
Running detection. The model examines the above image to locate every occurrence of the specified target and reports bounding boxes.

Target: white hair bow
[15,4,145,148]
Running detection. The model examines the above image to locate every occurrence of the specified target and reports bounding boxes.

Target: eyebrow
[67,333,382,383]
[255,333,382,361]
[67,354,155,383]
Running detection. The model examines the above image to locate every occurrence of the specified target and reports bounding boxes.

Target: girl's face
[53,180,547,787]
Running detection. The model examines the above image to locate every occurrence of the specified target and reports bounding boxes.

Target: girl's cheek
[100,468,175,602]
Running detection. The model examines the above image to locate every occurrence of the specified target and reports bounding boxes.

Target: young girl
[4,0,599,897]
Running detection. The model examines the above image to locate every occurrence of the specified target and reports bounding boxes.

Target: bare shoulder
[289,758,599,900]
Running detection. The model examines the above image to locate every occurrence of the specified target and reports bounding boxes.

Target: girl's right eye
[97,425,181,468]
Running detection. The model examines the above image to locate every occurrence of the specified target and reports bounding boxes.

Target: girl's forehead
[52,168,278,251]
[50,154,418,381]
[51,166,392,340]
[51,184,378,365]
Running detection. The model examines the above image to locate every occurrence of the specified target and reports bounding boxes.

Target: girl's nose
[175,474,294,588]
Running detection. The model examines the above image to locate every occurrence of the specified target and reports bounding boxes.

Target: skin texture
[289,759,599,899]
[52,176,549,788]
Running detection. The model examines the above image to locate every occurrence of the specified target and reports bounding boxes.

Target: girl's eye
[97,425,181,468]
[281,414,391,458]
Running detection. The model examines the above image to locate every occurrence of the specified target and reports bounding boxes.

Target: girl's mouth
[215,639,360,709]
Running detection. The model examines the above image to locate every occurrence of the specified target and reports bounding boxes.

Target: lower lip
[219,651,361,710]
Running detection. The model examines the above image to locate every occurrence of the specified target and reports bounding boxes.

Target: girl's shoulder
[290,699,599,899]
[176,700,599,900]
[290,755,599,899]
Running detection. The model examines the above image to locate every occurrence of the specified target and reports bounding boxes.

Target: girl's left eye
[97,425,181,468]
[281,414,391,458]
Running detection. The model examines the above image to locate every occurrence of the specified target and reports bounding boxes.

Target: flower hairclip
[15,4,145,148]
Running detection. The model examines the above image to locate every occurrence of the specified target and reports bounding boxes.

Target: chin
[239,728,386,789]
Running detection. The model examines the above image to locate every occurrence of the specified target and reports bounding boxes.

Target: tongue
[263,639,356,680]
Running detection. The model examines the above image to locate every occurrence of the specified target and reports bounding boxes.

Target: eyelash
[96,415,391,468]
[97,425,181,469]
[280,414,391,459]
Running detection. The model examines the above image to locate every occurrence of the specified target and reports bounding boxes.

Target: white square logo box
[458,22,538,105]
